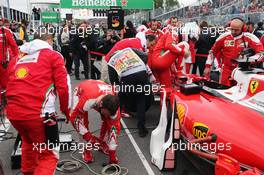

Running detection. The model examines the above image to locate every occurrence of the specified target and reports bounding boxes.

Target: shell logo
[177,103,186,124]
[15,67,28,79]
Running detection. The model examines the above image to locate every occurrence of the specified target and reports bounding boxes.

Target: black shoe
[139,128,148,137]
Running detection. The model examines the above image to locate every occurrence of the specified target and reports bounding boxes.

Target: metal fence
[125,10,152,26]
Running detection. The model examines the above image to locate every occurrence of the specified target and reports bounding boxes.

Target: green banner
[60,0,153,9]
[49,4,60,8]
[41,12,60,23]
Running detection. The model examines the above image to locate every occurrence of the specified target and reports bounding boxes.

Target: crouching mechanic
[70,80,120,164]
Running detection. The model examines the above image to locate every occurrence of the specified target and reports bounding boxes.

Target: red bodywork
[166,86,264,172]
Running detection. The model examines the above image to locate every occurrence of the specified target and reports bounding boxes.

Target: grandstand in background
[0,6,29,21]
[125,0,264,26]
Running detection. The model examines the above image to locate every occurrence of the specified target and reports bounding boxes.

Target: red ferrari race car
[150,55,264,175]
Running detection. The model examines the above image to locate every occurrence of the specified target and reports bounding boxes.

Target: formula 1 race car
[150,55,264,175]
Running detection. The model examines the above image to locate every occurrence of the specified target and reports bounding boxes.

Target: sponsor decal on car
[192,122,210,139]
[177,103,186,124]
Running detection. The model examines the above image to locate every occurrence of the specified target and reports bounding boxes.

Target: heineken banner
[41,12,60,23]
[60,0,153,9]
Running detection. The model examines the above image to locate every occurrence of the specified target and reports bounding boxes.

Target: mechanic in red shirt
[0,18,19,90]
[162,16,178,34]
[151,32,190,88]
[148,31,178,83]
[145,19,164,41]
[186,39,196,74]
[204,18,264,86]
[70,80,120,164]
[6,30,71,175]
[177,33,197,74]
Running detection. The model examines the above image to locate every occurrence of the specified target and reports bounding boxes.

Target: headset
[230,17,252,57]
[230,17,247,32]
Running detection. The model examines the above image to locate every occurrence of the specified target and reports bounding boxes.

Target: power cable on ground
[56,126,156,174]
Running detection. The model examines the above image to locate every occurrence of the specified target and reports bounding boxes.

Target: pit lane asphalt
[0,75,202,175]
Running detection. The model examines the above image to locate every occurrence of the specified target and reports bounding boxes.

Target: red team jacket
[206,31,264,68]
[72,80,115,112]
[6,39,71,120]
[151,32,185,70]
[0,27,19,62]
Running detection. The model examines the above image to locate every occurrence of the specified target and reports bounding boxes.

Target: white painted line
[120,119,155,175]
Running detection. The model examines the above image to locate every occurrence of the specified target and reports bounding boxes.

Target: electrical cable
[0,130,16,141]
[0,117,17,142]
[10,124,156,174]
[56,126,156,174]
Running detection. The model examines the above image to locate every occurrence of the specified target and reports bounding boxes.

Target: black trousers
[74,51,89,79]
[61,45,73,74]
[108,67,153,129]
[192,56,207,76]
[90,55,101,80]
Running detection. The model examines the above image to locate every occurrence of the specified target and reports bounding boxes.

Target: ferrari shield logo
[250,80,259,94]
